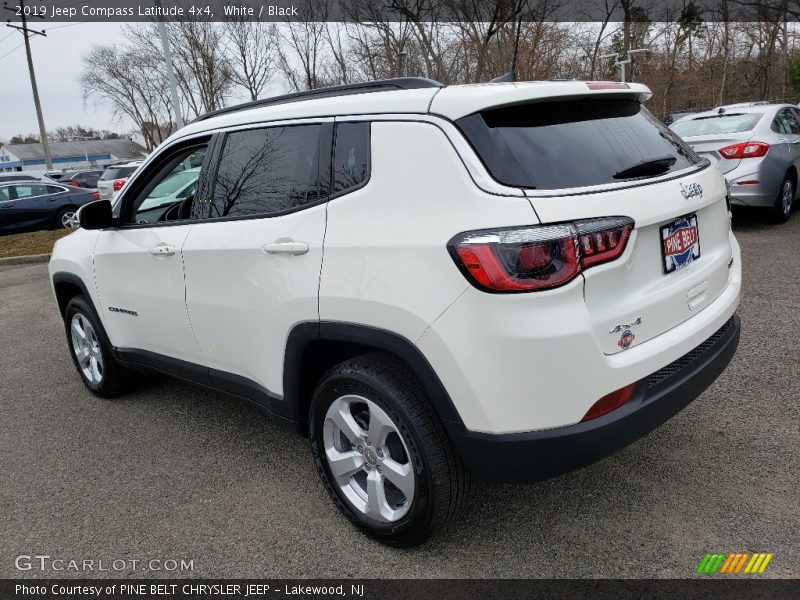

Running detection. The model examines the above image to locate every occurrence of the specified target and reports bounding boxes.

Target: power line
[0,42,23,61]
[45,22,87,32]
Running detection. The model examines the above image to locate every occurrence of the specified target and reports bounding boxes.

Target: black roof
[190,77,444,124]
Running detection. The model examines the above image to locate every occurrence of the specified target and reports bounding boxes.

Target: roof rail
[190,77,444,125]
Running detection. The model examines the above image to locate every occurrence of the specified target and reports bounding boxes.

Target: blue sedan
[0,181,99,235]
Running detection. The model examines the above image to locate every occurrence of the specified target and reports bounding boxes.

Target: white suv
[49,78,741,547]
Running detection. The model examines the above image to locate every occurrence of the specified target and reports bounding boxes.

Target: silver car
[670,103,800,223]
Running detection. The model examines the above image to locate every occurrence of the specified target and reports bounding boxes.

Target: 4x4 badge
[609,317,642,334]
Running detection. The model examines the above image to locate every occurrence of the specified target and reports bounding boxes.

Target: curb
[0,253,50,266]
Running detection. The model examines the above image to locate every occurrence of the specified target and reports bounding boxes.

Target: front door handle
[262,240,309,256]
[148,244,176,256]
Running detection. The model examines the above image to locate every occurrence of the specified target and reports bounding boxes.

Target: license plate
[660,214,700,274]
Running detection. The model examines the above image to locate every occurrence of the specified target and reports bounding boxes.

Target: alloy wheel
[781,180,793,217]
[62,211,79,229]
[70,313,104,384]
[323,394,415,523]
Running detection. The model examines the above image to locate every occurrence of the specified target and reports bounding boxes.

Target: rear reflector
[449,217,634,293]
[581,383,637,422]
[734,180,759,185]
[586,81,630,90]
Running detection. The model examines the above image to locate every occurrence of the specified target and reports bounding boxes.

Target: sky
[1,22,134,141]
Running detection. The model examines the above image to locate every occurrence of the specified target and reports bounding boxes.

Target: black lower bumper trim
[448,314,741,483]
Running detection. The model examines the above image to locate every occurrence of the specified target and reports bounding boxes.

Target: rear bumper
[448,314,741,482]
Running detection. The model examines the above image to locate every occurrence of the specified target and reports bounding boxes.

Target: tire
[771,174,795,223]
[309,352,471,547]
[55,206,79,230]
[64,295,138,398]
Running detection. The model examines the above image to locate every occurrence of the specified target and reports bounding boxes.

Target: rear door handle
[148,244,176,256]
[262,240,309,256]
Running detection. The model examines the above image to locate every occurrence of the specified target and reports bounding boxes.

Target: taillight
[69,181,79,187]
[449,217,634,293]
[576,217,633,268]
[586,81,630,91]
[113,178,127,192]
[91,191,100,200]
[718,142,769,159]
[581,383,637,422]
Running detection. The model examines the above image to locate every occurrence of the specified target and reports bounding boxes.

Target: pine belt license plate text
[660,214,700,274]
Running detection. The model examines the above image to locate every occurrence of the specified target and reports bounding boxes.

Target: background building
[0,139,147,172]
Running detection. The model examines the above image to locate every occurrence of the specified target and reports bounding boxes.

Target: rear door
[181,120,333,398]
[456,96,733,354]
[2,183,61,231]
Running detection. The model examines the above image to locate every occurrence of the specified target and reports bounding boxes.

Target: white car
[49,78,742,547]
[96,161,143,203]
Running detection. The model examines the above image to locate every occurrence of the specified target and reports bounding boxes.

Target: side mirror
[78,199,113,230]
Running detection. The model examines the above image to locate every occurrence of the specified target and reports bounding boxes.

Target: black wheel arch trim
[284,321,465,428]
[51,271,96,315]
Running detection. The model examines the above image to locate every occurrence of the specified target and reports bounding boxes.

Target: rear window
[100,166,138,181]
[672,113,763,137]
[457,98,701,190]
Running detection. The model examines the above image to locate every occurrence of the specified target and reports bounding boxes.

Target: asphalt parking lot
[1,210,798,579]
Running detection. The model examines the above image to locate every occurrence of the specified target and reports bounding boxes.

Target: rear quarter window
[457,98,702,190]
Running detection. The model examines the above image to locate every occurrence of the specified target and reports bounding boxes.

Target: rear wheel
[309,352,471,547]
[772,175,795,223]
[64,296,138,398]
[55,206,79,229]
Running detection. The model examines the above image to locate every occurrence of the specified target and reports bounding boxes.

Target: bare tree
[225,20,277,101]
[81,45,174,151]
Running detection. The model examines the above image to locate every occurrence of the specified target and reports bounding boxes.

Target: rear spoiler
[429,81,652,121]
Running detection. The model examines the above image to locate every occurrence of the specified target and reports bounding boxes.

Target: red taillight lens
[113,178,127,192]
[581,383,637,422]
[718,142,769,159]
[576,217,634,268]
[449,217,634,293]
[91,191,100,200]
[69,181,79,187]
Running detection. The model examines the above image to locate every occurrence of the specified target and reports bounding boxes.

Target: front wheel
[64,295,138,398]
[309,352,471,547]
[772,175,795,223]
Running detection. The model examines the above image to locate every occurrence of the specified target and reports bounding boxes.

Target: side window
[783,109,800,134]
[123,143,209,225]
[14,184,49,198]
[46,185,65,194]
[210,124,325,218]
[0,187,9,201]
[333,122,371,195]
[773,111,792,134]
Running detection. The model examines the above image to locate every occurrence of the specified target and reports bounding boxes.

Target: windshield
[457,98,701,190]
[671,113,764,137]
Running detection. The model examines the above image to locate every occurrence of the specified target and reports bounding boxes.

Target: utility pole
[154,0,184,129]
[5,0,53,169]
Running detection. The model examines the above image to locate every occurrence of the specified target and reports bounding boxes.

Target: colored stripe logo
[696,552,773,574]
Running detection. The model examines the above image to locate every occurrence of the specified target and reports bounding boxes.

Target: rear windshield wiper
[613,155,677,180]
